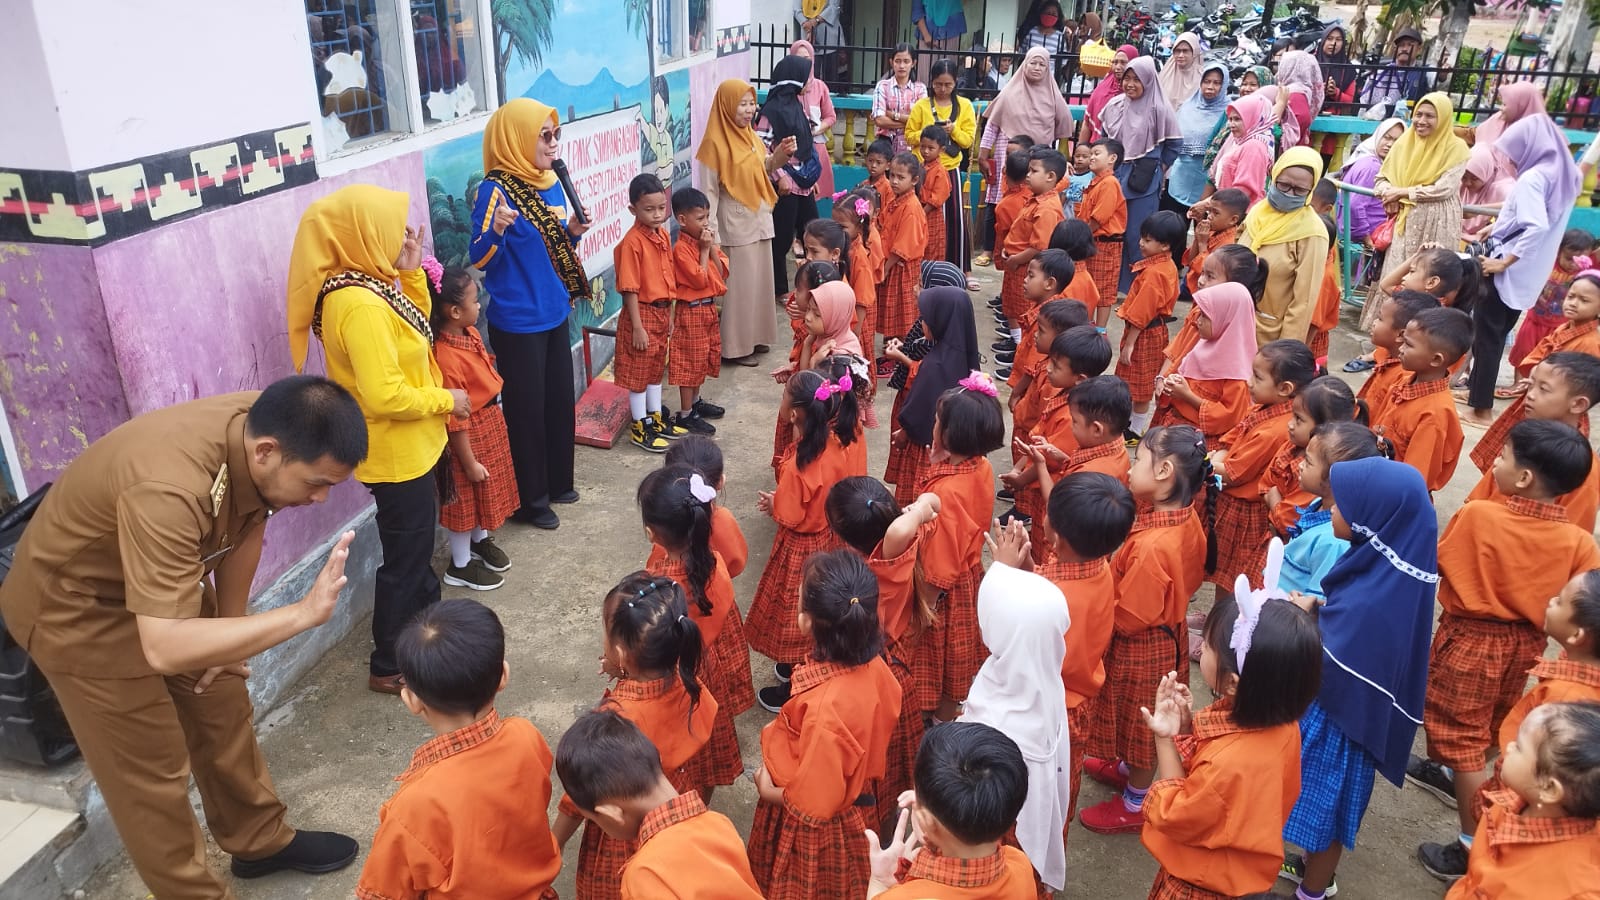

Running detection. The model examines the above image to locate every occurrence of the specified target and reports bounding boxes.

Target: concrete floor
[84,263,1479,899]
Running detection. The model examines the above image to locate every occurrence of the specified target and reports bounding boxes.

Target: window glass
[305,0,412,154]
[411,0,489,125]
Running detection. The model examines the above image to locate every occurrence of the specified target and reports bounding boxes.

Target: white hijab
[961,562,1071,890]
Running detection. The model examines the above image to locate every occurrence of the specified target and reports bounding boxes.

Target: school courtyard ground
[84,263,1483,899]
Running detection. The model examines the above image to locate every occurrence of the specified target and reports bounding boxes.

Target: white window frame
[308,0,500,177]
[652,0,716,76]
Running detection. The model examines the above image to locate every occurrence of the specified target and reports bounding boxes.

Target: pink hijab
[1461,142,1513,237]
[788,38,831,110]
[1477,81,1545,181]
[1212,93,1276,205]
[987,47,1076,143]
[1178,283,1259,381]
[812,281,863,356]
[1085,45,1140,140]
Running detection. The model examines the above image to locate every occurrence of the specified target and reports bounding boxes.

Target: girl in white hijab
[962,528,1072,892]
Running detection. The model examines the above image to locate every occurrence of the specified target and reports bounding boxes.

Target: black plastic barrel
[0,485,79,767]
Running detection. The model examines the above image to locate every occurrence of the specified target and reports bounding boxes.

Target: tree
[1547,0,1600,72]
[492,0,556,103]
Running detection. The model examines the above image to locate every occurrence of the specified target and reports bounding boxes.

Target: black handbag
[1127,156,1161,195]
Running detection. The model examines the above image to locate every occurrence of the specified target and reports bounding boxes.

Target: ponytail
[673,612,704,713]
[1201,455,1222,574]
[636,466,718,616]
[604,573,706,721]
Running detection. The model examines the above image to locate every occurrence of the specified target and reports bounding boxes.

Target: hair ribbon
[688,473,717,503]
[419,255,444,293]
[854,198,871,217]
[1230,538,1288,672]
[958,370,998,397]
[814,372,853,401]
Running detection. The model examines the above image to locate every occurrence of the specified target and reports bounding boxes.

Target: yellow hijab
[1379,92,1471,190]
[483,98,560,191]
[695,80,778,213]
[286,185,409,372]
[1242,146,1327,250]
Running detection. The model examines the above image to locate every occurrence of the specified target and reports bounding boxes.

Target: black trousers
[1467,279,1520,411]
[489,322,576,512]
[771,193,819,295]
[978,204,996,253]
[366,472,440,676]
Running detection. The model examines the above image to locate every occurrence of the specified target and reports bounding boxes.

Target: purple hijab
[1490,114,1582,309]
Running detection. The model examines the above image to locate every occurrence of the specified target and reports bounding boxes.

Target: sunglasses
[539,128,562,144]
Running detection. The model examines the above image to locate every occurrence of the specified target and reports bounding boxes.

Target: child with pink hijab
[1460,143,1514,243]
[1152,280,1258,443]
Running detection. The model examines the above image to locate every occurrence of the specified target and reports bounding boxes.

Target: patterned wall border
[716,25,750,58]
[0,124,317,246]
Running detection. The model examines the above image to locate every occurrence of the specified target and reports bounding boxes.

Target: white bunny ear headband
[1231,537,1289,672]
[688,473,717,503]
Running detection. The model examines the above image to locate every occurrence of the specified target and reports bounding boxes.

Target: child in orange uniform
[637,466,749,781]
[826,477,939,830]
[1372,306,1469,492]
[996,147,1067,349]
[357,601,561,900]
[1509,270,1600,385]
[1506,231,1596,379]
[911,380,1006,721]
[554,710,762,900]
[1357,289,1439,423]
[1002,249,1076,398]
[748,369,860,710]
[429,262,520,593]
[1080,139,1129,328]
[1465,352,1600,531]
[748,550,901,900]
[918,126,953,262]
[1080,425,1209,836]
[660,435,748,577]
[1308,216,1343,361]
[877,152,930,355]
[990,152,1035,345]
[1208,339,1316,599]
[1262,377,1361,542]
[1050,217,1103,310]
[1140,592,1322,899]
[1152,282,1256,442]
[615,174,687,452]
[1182,189,1246,303]
[553,575,720,900]
[1163,243,1266,378]
[1405,419,1600,878]
[828,191,881,353]
[668,187,727,433]
[861,137,895,209]
[867,723,1039,899]
[1118,211,1186,438]
[1445,702,1600,899]
[771,261,843,470]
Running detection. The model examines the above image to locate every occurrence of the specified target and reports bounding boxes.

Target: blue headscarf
[1317,458,1438,786]
[1176,62,1230,155]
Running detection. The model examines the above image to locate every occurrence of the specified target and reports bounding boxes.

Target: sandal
[1342,356,1376,373]
[1493,385,1526,400]
[973,252,992,267]
[966,278,981,291]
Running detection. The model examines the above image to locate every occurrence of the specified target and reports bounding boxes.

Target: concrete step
[0,799,82,900]
[0,759,90,814]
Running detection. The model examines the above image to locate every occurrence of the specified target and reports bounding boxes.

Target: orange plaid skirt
[680,690,744,789]
[1307,326,1329,364]
[749,801,871,900]
[1087,626,1185,769]
[706,605,755,714]
[1116,324,1170,404]
[912,564,986,709]
[878,263,919,341]
[614,302,672,392]
[886,438,933,507]
[1068,702,1092,822]
[1208,492,1272,590]
[747,527,843,665]
[668,300,721,387]
[1085,238,1123,308]
[1424,614,1547,770]
[573,815,638,900]
[1146,867,1230,900]
[1000,266,1028,323]
[440,403,520,533]
[924,205,947,262]
[875,640,925,831]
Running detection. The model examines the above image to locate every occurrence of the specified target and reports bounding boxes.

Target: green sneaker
[443,558,505,592]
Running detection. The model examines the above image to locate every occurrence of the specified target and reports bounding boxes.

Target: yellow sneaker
[630,418,669,453]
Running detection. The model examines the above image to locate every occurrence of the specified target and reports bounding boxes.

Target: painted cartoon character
[640,75,676,188]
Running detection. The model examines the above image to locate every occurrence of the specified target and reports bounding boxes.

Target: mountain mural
[525,67,649,121]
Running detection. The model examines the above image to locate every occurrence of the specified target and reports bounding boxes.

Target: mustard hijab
[695,80,778,212]
[1242,146,1327,250]
[483,98,560,190]
[287,185,410,372]
[1379,92,1471,191]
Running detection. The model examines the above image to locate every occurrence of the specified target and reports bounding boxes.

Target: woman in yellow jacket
[287,184,469,694]
[905,57,977,281]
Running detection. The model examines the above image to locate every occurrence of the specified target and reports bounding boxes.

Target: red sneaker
[1083,756,1129,791]
[1078,796,1144,835]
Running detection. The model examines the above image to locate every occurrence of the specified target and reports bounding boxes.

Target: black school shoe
[1417,840,1468,882]
[693,397,726,419]
[992,339,1016,353]
[1405,755,1458,808]
[758,682,792,713]
[232,830,358,879]
[676,410,717,435]
[995,351,1015,365]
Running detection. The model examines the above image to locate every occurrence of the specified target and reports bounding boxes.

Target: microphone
[550,159,589,225]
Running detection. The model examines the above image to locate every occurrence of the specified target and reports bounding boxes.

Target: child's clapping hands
[1140,670,1195,740]
[984,517,1033,570]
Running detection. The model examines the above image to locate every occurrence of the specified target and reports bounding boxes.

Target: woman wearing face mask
[1078,44,1139,145]
[1101,56,1183,291]
[1166,62,1230,217]
[1371,92,1471,300]
[1016,0,1068,70]
[1156,32,1204,110]
[1241,147,1330,344]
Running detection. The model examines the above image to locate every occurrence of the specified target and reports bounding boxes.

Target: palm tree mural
[492,0,556,103]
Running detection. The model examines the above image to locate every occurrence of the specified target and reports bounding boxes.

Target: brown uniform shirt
[0,392,270,677]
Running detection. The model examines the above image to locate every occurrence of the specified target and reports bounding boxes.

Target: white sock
[472,527,488,542]
[1130,409,1153,434]
[448,530,472,568]
[629,391,647,421]
[1010,328,1022,344]
[645,383,663,415]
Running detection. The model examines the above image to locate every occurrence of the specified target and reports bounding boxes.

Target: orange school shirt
[1006,306,1046,392]
[433,325,504,432]
[920,161,952,209]
[1436,497,1600,624]
[993,183,1029,250]
[774,434,856,535]
[1110,507,1207,633]
[621,793,762,900]
[1163,378,1251,441]
[1182,226,1238,297]
[1263,444,1315,537]
[869,523,931,645]
[557,674,718,818]
[1118,256,1180,329]
[1216,402,1293,500]
[357,713,561,900]
[1068,439,1132,483]
[1040,556,1118,707]
[1374,372,1463,492]
[1494,658,1600,751]
[672,231,729,301]
[1313,244,1342,333]
[1521,317,1600,370]
[880,192,928,266]
[1062,267,1100,307]
[1357,349,1405,422]
[1141,699,1301,897]
[1465,460,1600,535]
[760,658,901,819]
[877,846,1038,899]
[1444,788,1600,900]
[646,550,737,645]
[615,223,677,305]
[920,457,997,590]
[1001,192,1065,259]
[849,241,877,312]
[1077,172,1126,237]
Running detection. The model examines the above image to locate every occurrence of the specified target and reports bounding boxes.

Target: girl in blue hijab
[1280,457,1437,899]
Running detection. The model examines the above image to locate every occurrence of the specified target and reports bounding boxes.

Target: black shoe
[994,326,1012,338]
[996,506,1031,528]
[676,411,717,435]
[988,297,1003,309]
[693,398,726,419]
[232,830,359,879]
[758,683,792,713]
[1405,755,1458,808]
[1279,853,1339,897]
[991,339,1016,353]
[995,366,1012,380]
[995,351,1015,364]
[1417,840,1468,883]
[514,507,560,530]
[876,358,895,378]
[551,489,580,505]
[993,309,1008,322]
[997,488,1014,501]
[774,662,793,682]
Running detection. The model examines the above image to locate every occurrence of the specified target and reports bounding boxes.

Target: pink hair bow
[958,370,998,398]
[854,198,871,217]
[419,255,444,293]
[813,372,853,401]
[831,190,848,201]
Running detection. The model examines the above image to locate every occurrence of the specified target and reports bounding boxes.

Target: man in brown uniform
[0,375,370,899]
